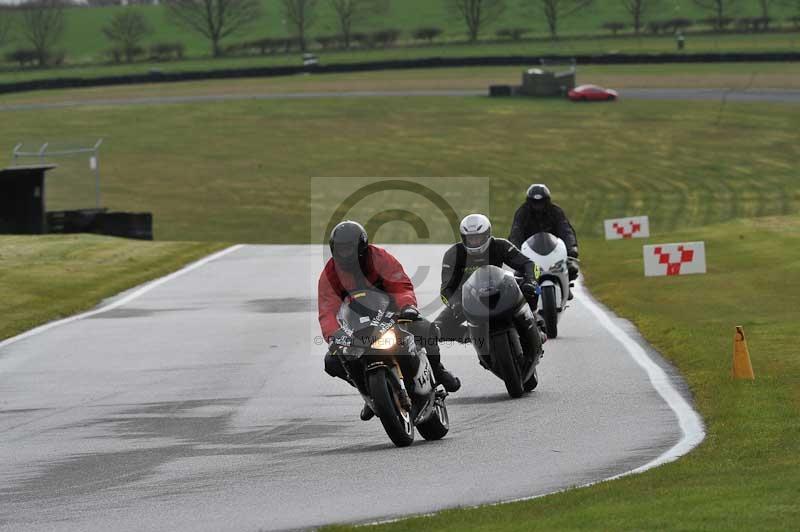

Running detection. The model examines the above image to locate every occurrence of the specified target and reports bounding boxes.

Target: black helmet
[526,184,551,212]
[329,220,368,272]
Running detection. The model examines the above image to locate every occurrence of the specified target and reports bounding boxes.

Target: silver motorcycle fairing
[462,265,526,322]
[413,385,448,425]
[411,349,434,397]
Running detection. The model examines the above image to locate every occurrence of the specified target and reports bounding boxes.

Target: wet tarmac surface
[0,245,685,531]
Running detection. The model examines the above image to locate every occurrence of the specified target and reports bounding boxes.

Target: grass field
[1,0,799,61]
[0,0,799,84]
[0,234,225,341]
[322,213,800,530]
[2,95,798,243]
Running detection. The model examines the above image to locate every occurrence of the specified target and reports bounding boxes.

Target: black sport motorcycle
[334,289,449,447]
[462,265,543,398]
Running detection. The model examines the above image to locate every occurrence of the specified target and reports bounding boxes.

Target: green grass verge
[324,214,800,531]
[0,234,226,341]
[3,97,798,243]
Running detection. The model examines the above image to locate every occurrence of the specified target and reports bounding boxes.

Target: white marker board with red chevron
[643,242,707,277]
[604,216,650,240]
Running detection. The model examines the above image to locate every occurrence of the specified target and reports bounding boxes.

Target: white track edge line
[360,279,705,528]
[0,244,244,372]
[572,281,706,476]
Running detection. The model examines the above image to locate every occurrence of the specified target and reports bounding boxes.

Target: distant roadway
[1,88,799,111]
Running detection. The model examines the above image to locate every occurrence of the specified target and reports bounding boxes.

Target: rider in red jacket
[319,221,461,420]
[318,244,416,341]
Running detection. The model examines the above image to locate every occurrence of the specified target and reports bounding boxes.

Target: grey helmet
[459,214,492,255]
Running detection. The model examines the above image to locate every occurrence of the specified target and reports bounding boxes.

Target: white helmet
[460,214,492,255]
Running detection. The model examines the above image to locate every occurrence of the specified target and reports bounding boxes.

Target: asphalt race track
[0,245,701,531]
[1,88,799,111]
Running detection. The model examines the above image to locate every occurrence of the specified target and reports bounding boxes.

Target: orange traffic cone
[732,326,755,380]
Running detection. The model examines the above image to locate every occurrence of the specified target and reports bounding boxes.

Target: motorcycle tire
[368,369,414,447]
[541,285,559,339]
[417,397,449,441]
[491,333,524,398]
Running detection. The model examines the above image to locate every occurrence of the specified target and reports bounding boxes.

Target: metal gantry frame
[12,139,104,209]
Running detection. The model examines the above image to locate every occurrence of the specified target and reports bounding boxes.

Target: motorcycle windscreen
[336,290,392,343]
[461,265,524,322]
[525,232,559,256]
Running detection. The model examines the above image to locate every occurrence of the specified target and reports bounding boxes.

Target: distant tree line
[3,0,800,69]
[601,0,800,37]
[4,0,66,67]
[446,0,800,43]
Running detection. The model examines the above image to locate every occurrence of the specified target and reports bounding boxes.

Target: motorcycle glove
[329,328,352,348]
[398,305,420,321]
[567,257,580,281]
[520,281,538,298]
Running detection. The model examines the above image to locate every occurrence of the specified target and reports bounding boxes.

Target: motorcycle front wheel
[491,332,524,398]
[368,369,415,447]
[541,285,559,339]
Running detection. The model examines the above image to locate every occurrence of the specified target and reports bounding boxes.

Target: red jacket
[318,245,417,341]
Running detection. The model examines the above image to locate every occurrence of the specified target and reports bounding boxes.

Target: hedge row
[2,52,800,95]
[226,29,418,56]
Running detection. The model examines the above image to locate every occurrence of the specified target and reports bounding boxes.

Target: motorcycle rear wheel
[368,370,415,447]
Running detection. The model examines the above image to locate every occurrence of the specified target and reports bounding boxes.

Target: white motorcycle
[521,232,573,339]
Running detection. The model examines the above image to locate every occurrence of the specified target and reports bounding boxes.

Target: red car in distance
[568,84,619,102]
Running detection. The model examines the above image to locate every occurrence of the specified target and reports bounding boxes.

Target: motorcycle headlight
[371,328,397,350]
[550,260,565,273]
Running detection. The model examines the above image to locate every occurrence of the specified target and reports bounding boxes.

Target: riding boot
[360,403,375,421]
[515,310,543,361]
[534,311,548,344]
[324,351,351,382]
[427,352,461,393]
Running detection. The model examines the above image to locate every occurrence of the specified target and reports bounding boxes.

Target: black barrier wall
[0,166,153,240]
[0,166,55,234]
[1,52,798,95]
[45,210,153,240]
